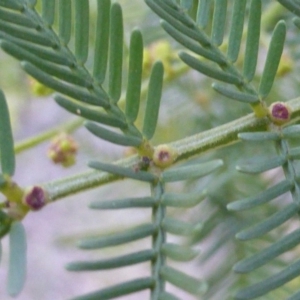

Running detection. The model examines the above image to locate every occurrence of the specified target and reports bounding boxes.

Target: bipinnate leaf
[0,90,15,176]
[89,196,156,209]
[258,21,286,98]
[243,0,261,82]
[227,0,246,63]
[67,249,155,271]
[71,277,154,300]
[7,222,26,297]
[88,161,157,182]
[211,0,227,46]
[125,29,143,123]
[74,0,89,64]
[160,266,207,295]
[58,0,71,45]
[93,0,111,83]
[162,160,223,182]
[78,223,157,249]
[109,2,123,103]
[142,61,164,140]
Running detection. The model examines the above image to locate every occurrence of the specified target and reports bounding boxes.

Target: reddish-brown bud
[269,102,291,125]
[23,186,48,211]
[153,145,178,168]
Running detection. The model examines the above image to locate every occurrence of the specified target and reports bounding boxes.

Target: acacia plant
[1,0,300,299]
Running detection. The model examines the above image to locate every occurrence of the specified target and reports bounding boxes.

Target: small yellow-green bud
[269,102,292,125]
[153,144,178,168]
[28,77,53,96]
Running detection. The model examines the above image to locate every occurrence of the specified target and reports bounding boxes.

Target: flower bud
[269,102,291,125]
[47,132,78,167]
[23,186,48,211]
[153,144,178,168]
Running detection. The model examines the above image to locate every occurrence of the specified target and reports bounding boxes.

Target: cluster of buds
[47,132,78,167]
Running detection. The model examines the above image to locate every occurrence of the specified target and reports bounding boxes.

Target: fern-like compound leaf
[212,83,259,104]
[108,2,123,103]
[88,160,156,182]
[78,223,157,249]
[7,222,26,297]
[58,0,71,45]
[160,266,207,295]
[55,95,126,129]
[162,159,223,182]
[211,0,227,46]
[258,21,286,99]
[142,61,164,140]
[243,0,261,82]
[66,249,155,271]
[227,0,247,63]
[89,196,156,209]
[161,191,206,207]
[162,243,198,262]
[71,277,154,300]
[93,0,110,83]
[0,90,15,176]
[125,29,143,123]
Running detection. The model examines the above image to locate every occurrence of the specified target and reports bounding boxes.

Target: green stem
[42,96,300,202]
[151,181,166,300]
[14,118,83,154]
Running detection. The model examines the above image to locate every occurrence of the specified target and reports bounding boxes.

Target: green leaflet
[66,249,155,271]
[85,122,142,147]
[42,0,55,26]
[227,0,246,63]
[0,7,37,28]
[7,222,27,297]
[234,227,300,274]
[227,180,293,211]
[180,0,193,11]
[142,61,164,140]
[162,159,223,182]
[93,0,110,83]
[161,192,206,208]
[0,90,15,176]
[277,0,300,18]
[125,29,143,123]
[282,125,300,138]
[288,146,300,159]
[89,196,156,209]
[162,243,198,262]
[74,0,89,64]
[160,266,207,295]
[238,132,281,141]
[211,0,227,46]
[21,62,109,107]
[243,0,261,82]
[236,202,298,240]
[236,155,286,174]
[235,259,300,300]
[258,21,286,99]
[212,83,259,104]
[161,21,225,64]
[58,0,71,45]
[0,210,12,238]
[78,223,157,249]
[108,2,123,103]
[55,95,126,128]
[1,41,91,88]
[0,0,24,10]
[71,277,154,300]
[179,52,241,85]
[196,0,211,28]
[162,217,198,236]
